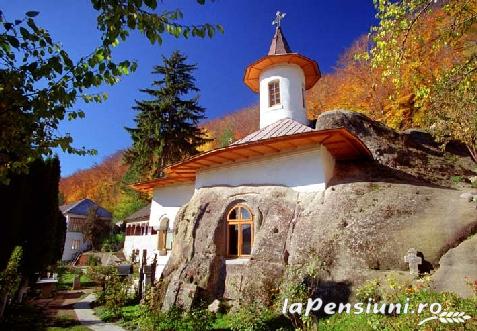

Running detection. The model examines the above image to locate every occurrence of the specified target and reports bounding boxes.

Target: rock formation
[155,110,477,310]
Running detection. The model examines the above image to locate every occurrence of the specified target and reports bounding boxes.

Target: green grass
[47,326,90,331]
[94,304,141,330]
[118,305,142,330]
[450,175,463,184]
[58,272,93,290]
[91,280,477,331]
[211,313,229,329]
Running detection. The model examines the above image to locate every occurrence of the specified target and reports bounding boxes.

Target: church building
[130,16,371,278]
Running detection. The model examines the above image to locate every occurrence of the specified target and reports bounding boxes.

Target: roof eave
[131,128,372,193]
[243,53,321,92]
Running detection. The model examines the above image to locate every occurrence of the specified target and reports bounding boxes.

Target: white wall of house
[149,183,195,230]
[195,146,335,192]
[123,234,171,279]
[141,147,334,276]
[259,64,307,128]
[61,215,89,261]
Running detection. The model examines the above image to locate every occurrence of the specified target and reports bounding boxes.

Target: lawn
[58,271,94,290]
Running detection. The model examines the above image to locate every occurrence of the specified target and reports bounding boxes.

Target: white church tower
[244,12,321,129]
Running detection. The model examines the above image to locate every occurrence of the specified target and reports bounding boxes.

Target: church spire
[268,27,292,55]
[269,11,291,55]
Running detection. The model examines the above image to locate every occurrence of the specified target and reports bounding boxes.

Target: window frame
[157,217,172,253]
[68,217,84,232]
[71,239,81,250]
[268,79,281,107]
[226,204,254,258]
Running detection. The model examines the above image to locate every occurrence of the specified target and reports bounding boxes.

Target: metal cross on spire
[272,11,286,28]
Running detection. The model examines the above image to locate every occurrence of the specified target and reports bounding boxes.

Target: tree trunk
[0,293,8,320]
[467,144,477,163]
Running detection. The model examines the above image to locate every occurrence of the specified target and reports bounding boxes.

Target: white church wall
[123,223,172,280]
[149,183,195,229]
[195,146,335,192]
[123,231,158,263]
[155,253,171,278]
[321,145,336,183]
[259,64,307,128]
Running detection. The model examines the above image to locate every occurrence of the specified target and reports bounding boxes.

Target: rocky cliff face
[155,110,477,310]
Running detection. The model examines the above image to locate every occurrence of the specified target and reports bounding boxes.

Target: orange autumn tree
[59,151,127,212]
[367,0,477,159]
[202,105,259,149]
[307,35,393,122]
[308,3,473,133]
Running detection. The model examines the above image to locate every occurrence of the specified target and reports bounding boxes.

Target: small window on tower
[268,80,280,107]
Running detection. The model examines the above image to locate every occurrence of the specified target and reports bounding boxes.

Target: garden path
[74,293,126,331]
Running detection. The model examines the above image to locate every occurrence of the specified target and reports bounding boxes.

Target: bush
[101,233,125,252]
[137,306,214,331]
[319,276,477,331]
[355,279,381,302]
[89,265,133,320]
[276,259,324,329]
[103,274,131,318]
[87,255,100,266]
[218,304,287,331]
[0,246,23,318]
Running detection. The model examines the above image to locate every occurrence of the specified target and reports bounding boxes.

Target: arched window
[227,204,253,257]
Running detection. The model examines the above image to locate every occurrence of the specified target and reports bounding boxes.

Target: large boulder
[155,110,477,310]
[432,235,477,298]
[316,110,475,187]
[157,183,475,310]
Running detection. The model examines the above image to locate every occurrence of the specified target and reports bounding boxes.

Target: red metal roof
[233,118,313,145]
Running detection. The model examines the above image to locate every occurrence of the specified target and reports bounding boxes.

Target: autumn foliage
[200,104,259,150]
[306,35,393,122]
[59,151,128,213]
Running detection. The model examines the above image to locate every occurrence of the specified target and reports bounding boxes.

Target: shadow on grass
[0,303,88,331]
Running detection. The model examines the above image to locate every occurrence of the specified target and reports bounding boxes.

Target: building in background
[60,198,112,261]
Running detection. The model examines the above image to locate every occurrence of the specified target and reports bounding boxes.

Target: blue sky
[3,1,377,177]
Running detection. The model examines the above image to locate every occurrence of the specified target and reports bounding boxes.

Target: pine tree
[124,51,209,179]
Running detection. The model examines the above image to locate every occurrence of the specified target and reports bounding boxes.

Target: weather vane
[272,11,286,28]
